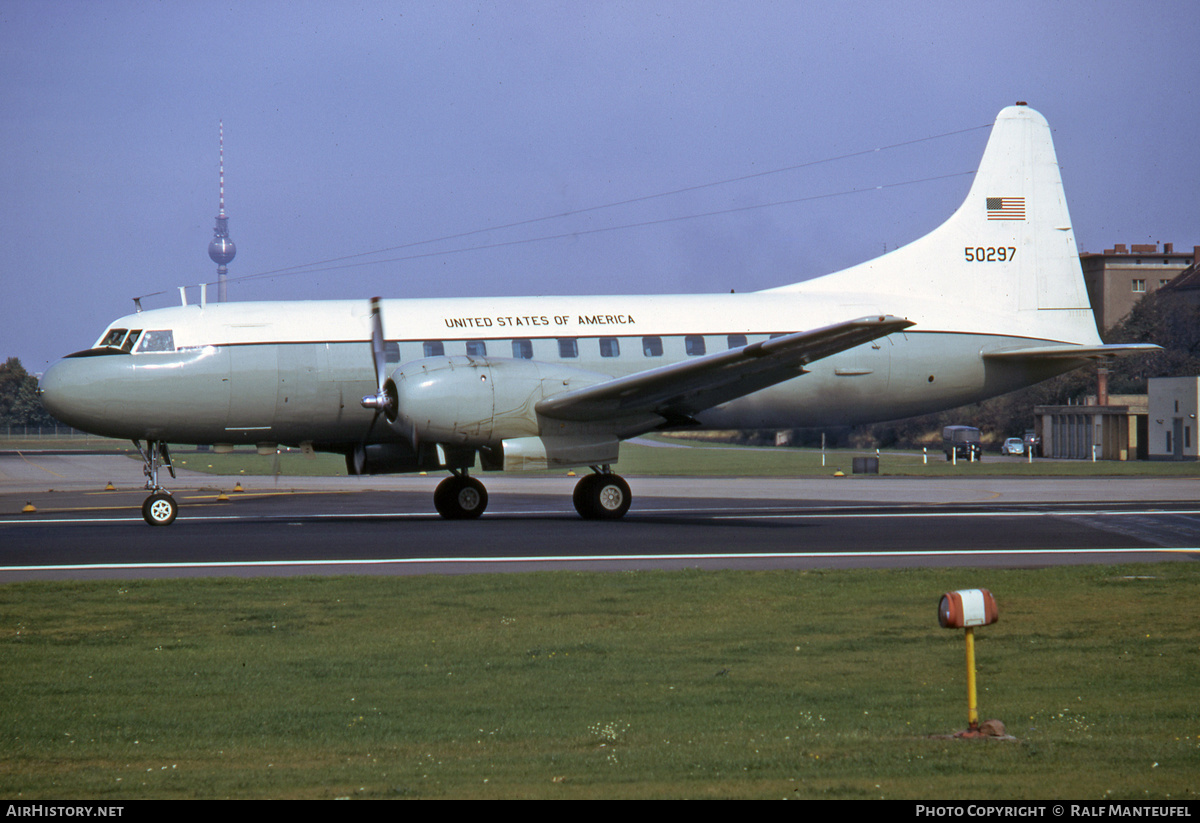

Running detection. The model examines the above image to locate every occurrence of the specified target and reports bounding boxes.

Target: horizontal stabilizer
[536,315,913,423]
[983,343,1162,361]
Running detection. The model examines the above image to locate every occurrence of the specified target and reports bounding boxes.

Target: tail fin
[770,104,1102,346]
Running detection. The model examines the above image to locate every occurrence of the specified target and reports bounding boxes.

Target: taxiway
[2,452,1198,580]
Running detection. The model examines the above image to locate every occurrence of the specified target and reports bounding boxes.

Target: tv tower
[208,120,236,302]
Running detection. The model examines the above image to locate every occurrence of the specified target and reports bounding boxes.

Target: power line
[138,122,990,300]
[235,170,976,282]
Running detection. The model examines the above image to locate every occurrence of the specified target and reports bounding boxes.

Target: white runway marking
[0,545,1191,574]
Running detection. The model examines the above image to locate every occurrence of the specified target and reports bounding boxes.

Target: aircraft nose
[39,357,110,433]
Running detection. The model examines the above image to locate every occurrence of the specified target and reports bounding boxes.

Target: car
[1001,437,1025,455]
[943,425,983,461]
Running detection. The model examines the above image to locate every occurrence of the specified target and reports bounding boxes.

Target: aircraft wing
[982,343,1162,361]
[535,315,913,424]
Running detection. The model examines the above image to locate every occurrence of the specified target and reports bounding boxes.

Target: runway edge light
[938,588,998,629]
[938,588,999,736]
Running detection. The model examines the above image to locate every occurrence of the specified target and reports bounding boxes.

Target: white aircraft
[39,103,1156,525]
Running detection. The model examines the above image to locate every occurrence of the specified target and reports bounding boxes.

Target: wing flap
[535,315,913,423]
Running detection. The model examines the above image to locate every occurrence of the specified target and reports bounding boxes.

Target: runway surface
[2,452,1198,580]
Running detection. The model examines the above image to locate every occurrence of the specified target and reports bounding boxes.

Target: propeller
[360,296,396,424]
[357,297,418,468]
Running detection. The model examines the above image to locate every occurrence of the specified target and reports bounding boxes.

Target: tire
[142,492,178,526]
[573,473,631,520]
[434,476,488,520]
[572,474,600,518]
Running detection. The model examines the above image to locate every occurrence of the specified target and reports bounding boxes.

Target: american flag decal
[987,196,1025,220]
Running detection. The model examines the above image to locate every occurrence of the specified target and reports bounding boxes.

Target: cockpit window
[121,330,142,352]
[136,330,175,353]
[100,328,128,348]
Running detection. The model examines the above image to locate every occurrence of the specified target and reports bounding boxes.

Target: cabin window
[685,335,706,356]
[384,341,401,363]
[599,337,620,358]
[100,328,128,348]
[769,333,787,339]
[466,340,487,357]
[558,338,579,358]
[423,341,445,357]
[642,336,663,357]
[136,330,175,353]
[122,330,142,352]
[727,334,747,349]
[512,339,533,359]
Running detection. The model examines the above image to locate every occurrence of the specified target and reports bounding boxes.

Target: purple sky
[4,1,1198,371]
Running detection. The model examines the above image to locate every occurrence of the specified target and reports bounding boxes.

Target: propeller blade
[360,296,395,418]
[370,295,386,396]
[358,296,414,450]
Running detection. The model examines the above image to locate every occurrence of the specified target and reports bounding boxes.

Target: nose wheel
[142,491,179,526]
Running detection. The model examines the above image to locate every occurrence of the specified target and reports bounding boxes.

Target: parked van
[943,426,982,461]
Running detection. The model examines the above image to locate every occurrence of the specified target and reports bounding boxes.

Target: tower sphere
[209,230,236,268]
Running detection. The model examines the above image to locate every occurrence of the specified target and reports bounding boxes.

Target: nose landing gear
[135,439,178,526]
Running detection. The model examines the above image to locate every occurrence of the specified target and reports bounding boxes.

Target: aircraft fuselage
[40,292,1075,449]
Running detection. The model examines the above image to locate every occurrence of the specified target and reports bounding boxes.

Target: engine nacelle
[390,356,611,446]
[344,442,425,475]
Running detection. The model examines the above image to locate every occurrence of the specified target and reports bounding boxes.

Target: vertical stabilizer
[770,105,1102,346]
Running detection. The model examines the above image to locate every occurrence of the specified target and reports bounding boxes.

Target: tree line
[0,358,58,428]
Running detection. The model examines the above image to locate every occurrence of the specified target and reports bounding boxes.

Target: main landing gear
[429,465,632,521]
[433,470,488,520]
[135,439,178,526]
[572,467,631,520]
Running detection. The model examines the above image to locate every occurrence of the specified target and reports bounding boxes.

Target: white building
[1148,376,1199,461]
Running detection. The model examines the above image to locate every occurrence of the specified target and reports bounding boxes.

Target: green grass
[15,439,1193,479]
[6,433,1197,477]
[618,439,1200,477]
[2,565,1198,799]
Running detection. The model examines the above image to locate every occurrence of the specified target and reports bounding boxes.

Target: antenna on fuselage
[208,120,236,302]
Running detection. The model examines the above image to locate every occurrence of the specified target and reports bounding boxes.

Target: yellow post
[964,626,979,731]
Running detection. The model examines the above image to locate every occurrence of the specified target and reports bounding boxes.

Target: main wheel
[573,473,631,520]
[433,476,488,520]
[142,491,178,526]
